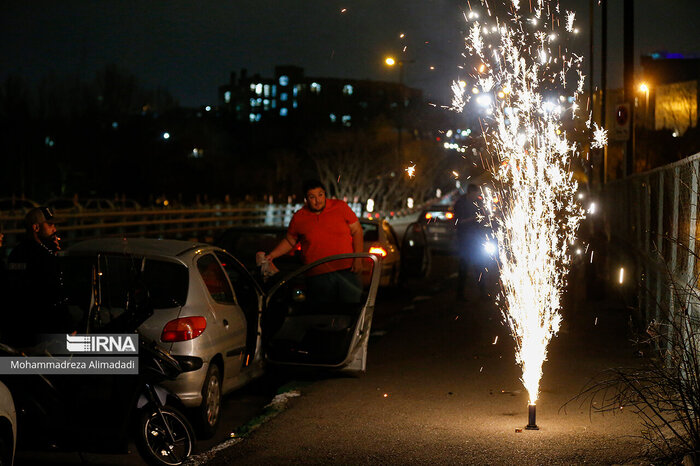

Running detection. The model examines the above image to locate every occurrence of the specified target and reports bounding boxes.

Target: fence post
[666,166,681,360]
[655,171,664,324]
[643,177,652,322]
[686,160,698,281]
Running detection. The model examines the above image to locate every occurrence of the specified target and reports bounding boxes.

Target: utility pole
[623,0,635,176]
[600,0,608,184]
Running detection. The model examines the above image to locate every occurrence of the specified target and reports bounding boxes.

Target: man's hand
[351,257,364,274]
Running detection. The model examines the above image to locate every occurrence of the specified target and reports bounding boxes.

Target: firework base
[526,404,539,430]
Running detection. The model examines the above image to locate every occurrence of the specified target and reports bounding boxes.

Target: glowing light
[407,197,414,209]
[399,33,405,38]
[162,132,170,140]
[591,123,608,149]
[405,164,416,178]
[639,83,649,93]
[618,267,625,284]
[456,0,586,405]
[471,87,480,94]
[366,198,374,212]
[588,202,596,214]
[369,246,388,257]
[385,57,396,66]
[484,241,497,255]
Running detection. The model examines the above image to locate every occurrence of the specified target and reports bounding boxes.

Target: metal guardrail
[601,151,700,356]
[0,191,460,250]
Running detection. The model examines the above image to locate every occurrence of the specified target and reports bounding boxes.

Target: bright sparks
[457,0,589,404]
[405,164,416,178]
[591,122,608,149]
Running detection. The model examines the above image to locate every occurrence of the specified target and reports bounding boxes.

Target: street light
[638,83,650,128]
[384,56,415,161]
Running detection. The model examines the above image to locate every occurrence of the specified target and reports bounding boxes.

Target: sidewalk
[208,260,649,465]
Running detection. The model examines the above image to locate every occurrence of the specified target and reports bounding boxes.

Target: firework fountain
[454,0,605,426]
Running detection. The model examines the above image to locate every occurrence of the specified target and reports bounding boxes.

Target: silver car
[0,380,16,465]
[62,239,381,437]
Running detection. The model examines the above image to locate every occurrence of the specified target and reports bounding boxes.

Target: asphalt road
[14,252,649,465]
[203,254,649,465]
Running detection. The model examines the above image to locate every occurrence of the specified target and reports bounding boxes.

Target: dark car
[418,205,457,253]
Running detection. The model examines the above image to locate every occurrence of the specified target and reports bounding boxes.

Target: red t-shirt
[287,198,359,275]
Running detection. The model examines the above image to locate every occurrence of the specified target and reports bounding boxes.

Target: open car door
[400,222,431,279]
[262,253,381,372]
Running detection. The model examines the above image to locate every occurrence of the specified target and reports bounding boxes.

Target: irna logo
[66,334,138,354]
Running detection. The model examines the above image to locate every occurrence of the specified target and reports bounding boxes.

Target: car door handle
[223,319,229,328]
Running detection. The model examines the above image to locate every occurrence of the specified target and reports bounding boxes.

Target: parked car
[360,219,401,287]
[0,198,39,215]
[418,205,457,253]
[0,380,16,466]
[61,238,381,437]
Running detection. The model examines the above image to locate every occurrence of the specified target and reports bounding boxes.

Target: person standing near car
[453,184,486,301]
[264,180,364,303]
[5,207,71,345]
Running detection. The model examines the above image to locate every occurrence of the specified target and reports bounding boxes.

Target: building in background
[218,65,423,127]
[640,52,700,136]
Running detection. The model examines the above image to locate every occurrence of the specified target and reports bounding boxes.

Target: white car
[0,380,16,465]
[61,239,381,437]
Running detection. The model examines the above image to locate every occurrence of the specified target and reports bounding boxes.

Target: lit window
[342,115,352,126]
[255,113,262,122]
[271,85,277,97]
[224,91,231,103]
[280,93,288,101]
[249,113,256,122]
[329,113,337,122]
[264,84,270,97]
[250,98,257,107]
[271,100,277,108]
[343,84,354,95]
[293,85,301,97]
[311,82,321,93]
[280,108,288,116]
[255,83,263,95]
[111,121,118,129]
[249,84,256,92]
[279,75,289,86]
[263,99,270,110]
[293,100,298,108]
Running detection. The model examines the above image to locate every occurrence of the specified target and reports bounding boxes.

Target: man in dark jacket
[453,185,486,301]
[5,207,70,345]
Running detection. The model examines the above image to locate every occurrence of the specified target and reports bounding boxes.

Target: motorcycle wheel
[135,406,195,466]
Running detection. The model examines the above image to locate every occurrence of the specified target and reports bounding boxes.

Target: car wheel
[198,363,222,438]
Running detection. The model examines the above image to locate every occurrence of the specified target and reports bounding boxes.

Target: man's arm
[265,233,297,261]
[348,221,364,273]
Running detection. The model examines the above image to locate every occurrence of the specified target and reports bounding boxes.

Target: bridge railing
[601,151,700,356]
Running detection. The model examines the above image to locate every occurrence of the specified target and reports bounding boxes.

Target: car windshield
[62,255,189,331]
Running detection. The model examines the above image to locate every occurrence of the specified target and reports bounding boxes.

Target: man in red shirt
[265,180,364,302]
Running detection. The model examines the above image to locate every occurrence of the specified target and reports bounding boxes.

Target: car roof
[66,238,209,258]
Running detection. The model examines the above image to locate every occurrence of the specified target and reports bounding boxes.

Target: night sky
[2,0,699,108]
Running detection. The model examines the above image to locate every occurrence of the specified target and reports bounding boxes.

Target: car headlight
[483,240,497,255]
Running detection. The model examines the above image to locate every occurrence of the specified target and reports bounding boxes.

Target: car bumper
[160,362,209,408]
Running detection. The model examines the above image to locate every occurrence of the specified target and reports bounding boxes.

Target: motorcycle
[0,337,197,466]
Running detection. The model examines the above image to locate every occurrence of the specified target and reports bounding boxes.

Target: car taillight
[161,316,207,342]
[425,213,432,220]
[445,212,454,219]
[369,246,387,257]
